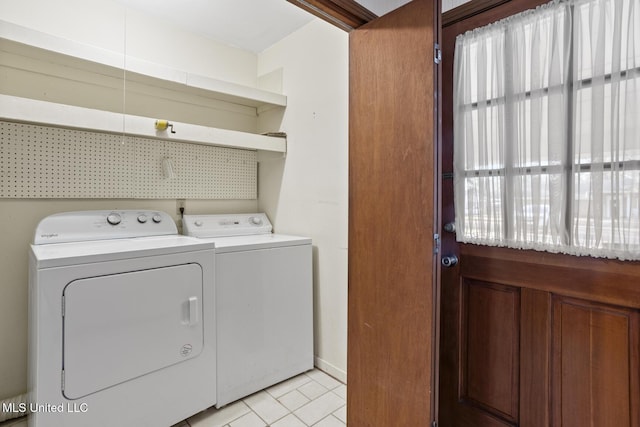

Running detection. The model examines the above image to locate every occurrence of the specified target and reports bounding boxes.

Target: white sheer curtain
[453,0,640,260]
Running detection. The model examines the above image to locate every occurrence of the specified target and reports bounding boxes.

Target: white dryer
[182,213,313,407]
[28,210,216,427]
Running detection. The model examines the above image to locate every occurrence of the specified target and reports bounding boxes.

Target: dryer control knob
[137,214,148,223]
[194,220,203,227]
[107,213,122,225]
[152,214,163,223]
[250,216,263,226]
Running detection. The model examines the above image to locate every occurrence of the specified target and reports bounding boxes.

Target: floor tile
[243,391,289,425]
[332,384,347,400]
[188,401,251,427]
[278,389,311,412]
[294,391,345,426]
[312,415,345,427]
[229,412,266,427]
[332,405,346,423]
[179,368,346,427]
[306,370,342,390]
[298,380,329,400]
[270,414,308,427]
[266,373,313,399]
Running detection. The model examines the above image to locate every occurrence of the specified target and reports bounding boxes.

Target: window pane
[512,97,551,167]
[509,6,568,93]
[460,176,504,242]
[510,173,566,246]
[573,170,640,251]
[574,0,640,80]
[459,106,504,170]
[574,78,640,164]
[458,31,505,105]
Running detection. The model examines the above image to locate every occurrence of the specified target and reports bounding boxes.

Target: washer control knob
[152,214,163,223]
[250,216,263,226]
[137,214,148,223]
[194,220,203,227]
[107,213,122,225]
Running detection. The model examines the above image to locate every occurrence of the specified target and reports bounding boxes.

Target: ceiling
[112,0,412,53]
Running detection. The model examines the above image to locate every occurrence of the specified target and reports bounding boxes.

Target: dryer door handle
[188,296,199,326]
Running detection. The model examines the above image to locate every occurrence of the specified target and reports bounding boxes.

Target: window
[453,0,640,260]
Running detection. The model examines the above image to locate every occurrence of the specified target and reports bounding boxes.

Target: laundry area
[0,0,348,426]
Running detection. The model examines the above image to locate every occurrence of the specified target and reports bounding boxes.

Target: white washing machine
[182,213,313,407]
[28,210,216,427]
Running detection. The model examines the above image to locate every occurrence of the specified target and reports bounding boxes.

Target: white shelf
[0,20,287,110]
[0,95,287,153]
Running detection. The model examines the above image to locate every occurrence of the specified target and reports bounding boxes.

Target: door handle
[188,296,199,326]
[441,255,458,267]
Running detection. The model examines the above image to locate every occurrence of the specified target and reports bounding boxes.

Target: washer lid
[183,213,272,237]
[209,233,311,253]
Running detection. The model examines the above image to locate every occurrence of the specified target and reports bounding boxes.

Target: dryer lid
[183,213,273,237]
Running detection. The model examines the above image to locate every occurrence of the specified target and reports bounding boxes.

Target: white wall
[0,0,263,401]
[257,20,349,382]
[1,0,257,87]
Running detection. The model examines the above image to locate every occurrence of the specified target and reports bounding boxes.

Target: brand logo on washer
[40,233,58,239]
[180,344,193,357]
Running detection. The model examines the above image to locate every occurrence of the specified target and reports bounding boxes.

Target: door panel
[348,0,439,425]
[461,280,520,423]
[440,1,640,426]
[519,289,551,427]
[552,297,639,427]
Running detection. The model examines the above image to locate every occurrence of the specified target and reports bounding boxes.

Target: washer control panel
[183,213,272,237]
[33,210,177,244]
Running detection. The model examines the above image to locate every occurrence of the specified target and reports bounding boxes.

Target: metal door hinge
[434,43,442,64]
[434,233,441,254]
[432,421,438,427]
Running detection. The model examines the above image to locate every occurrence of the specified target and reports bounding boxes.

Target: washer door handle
[188,296,199,326]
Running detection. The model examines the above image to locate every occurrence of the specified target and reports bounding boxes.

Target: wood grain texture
[440,1,640,427]
[461,280,520,423]
[286,0,377,30]
[460,244,640,309]
[348,0,438,425]
[551,297,640,427]
[519,289,551,427]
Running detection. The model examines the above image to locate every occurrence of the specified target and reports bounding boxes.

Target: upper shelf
[0,94,287,153]
[0,20,287,111]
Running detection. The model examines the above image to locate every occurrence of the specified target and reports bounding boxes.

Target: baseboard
[314,356,347,384]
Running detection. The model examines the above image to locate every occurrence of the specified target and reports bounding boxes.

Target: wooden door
[439,2,640,427]
[348,0,441,426]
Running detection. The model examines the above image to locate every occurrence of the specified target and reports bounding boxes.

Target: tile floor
[1,369,345,427]
[177,369,346,427]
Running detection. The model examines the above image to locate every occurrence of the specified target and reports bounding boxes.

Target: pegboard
[0,121,257,199]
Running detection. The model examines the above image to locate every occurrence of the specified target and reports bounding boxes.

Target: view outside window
[454,0,640,260]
